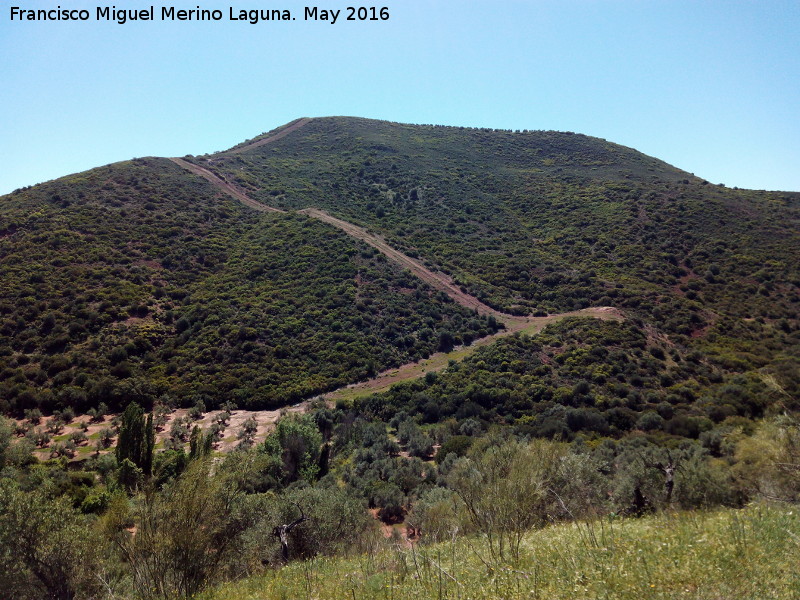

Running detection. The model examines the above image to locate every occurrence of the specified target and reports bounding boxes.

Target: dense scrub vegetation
[356,317,799,440]
[207,117,800,319]
[2,117,797,422]
[1,322,797,598]
[0,158,497,414]
[1,395,798,599]
[200,116,800,427]
[1,117,798,598]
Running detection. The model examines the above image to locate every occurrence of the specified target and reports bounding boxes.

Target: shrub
[448,439,567,563]
[0,481,103,600]
[636,411,665,431]
[261,414,322,483]
[435,435,473,463]
[373,481,405,523]
[406,486,461,543]
[104,460,248,599]
[733,415,800,502]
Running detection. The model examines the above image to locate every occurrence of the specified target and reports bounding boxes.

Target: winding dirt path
[171,153,625,330]
[168,157,284,213]
[20,306,622,463]
[166,143,626,419]
[324,306,623,403]
[22,130,627,462]
[171,153,505,317]
[222,117,313,155]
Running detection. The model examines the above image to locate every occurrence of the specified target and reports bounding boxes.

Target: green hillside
[204,117,800,321]
[202,117,800,424]
[2,116,798,421]
[0,117,799,599]
[0,156,498,414]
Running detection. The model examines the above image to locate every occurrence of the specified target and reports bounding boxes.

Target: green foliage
[372,481,406,523]
[1,118,797,445]
[0,416,11,469]
[250,485,373,563]
[261,413,323,484]
[104,460,248,600]
[448,438,567,563]
[115,402,154,478]
[0,480,103,600]
[152,448,188,487]
[436,434,473,463]
[601,438,736,513]
[208,117,799,322]
[405,486,461,543]
[117,458,143,490]
[0,157,496,414]
[355,318,796,446]
[733,414,800,501]
[188,425,213,460]
[0,117,798,599]
[205,117,797,430]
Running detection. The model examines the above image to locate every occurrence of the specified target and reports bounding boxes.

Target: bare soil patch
[156,403,309,452]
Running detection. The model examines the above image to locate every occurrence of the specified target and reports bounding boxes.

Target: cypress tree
[116,402,154,476]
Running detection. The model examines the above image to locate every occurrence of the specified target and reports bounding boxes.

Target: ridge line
[220,117,312,155]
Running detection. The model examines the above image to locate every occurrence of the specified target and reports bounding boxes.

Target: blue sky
[1,0,798,194]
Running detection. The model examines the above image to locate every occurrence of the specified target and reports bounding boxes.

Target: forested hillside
[201,117,800,415]
[0,155,498,415]
[2,118,797,420]
[1,117,798,600]
[206,117,799,319]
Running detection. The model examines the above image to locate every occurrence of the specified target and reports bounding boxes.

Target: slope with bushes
[194,117,799,424]
[203,117,800,320]
[0,156,499,414]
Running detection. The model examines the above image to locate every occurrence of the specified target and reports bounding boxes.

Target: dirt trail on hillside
[299,208,506,318]
[171,151,507,317]
[22,306,623,462]
[222,117,312,155]
[324,306,624,402]
[171,155,618,325]
[22,308,621,461]
[167,148,628,418]
[168,157,284,213]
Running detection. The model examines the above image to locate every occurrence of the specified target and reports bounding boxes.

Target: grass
[326,343,479,403]
[206,504,800,600]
